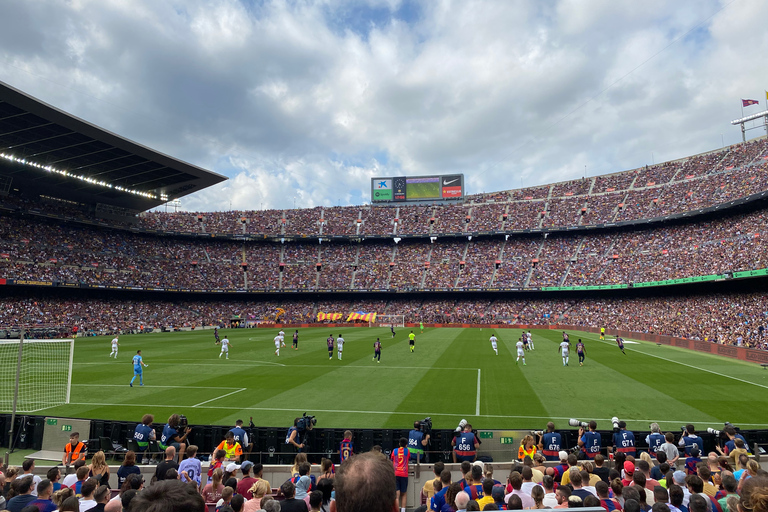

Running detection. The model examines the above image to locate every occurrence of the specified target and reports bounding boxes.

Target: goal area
[0,339,75,413]
[370,315,405,328]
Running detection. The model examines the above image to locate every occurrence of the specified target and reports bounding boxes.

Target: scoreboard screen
[371,174,464,203]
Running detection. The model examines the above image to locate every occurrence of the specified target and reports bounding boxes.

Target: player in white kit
[279,329,286,347]
[109,336,120,358]
[559,339,571,366]
[490,334,498,355]
[336,334,345,360]
[219,336,232,359]
[527,331,534,350]
[274,334,282,356]
[516,338,526,365]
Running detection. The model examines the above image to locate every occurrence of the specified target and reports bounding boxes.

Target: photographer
[286,414,316,453]
[537,422,563,461]
[408,420,431,462]
[719,425,749,456]
[609,420,636,458]
[679,424,704,456]
[159,414,191,461]
[577,420,601,460]
[452,422,479,463]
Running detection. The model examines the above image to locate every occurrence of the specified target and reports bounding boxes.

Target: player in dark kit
[562,331,569,343]
[522,331,529,350]
[327,334,334,360]
[615,336,626,355]
[577,339,586,366]
[391,324,396,338]
[373,338,382,363]
[292,330,299,350]
[214,327,220,344]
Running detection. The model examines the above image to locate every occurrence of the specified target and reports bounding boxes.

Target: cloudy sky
[1,0,767,211]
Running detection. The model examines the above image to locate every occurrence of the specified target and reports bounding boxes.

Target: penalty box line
[579,334,768,391]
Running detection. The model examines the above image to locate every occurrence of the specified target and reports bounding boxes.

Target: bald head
[165,446,176,459]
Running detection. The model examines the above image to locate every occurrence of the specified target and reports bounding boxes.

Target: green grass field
[9,327,768,431]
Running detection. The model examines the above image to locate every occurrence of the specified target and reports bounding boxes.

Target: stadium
[2,4,768,510]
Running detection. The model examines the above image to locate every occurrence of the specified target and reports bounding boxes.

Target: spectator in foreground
[335,451,397,512]
[279,480,309,512]
[29,478,56,512]
[6,476,35,511]
[128,479,206,511]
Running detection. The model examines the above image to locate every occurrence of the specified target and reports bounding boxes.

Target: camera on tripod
[418,417,433,435]
[178,415,189,430]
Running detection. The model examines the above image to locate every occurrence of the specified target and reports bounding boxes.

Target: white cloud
[1,0,767,211]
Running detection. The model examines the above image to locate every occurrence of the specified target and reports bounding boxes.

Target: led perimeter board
[371,174,464,203]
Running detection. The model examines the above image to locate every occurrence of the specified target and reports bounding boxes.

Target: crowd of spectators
[2,203,768,293]
[1,292,766,347]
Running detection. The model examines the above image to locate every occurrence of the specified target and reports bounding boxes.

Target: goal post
[371,315,405,328]
[0,338,75,413]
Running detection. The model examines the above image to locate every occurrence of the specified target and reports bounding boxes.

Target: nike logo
[443,178,459,185]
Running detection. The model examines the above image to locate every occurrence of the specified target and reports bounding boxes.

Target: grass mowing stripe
[581,333,768,391]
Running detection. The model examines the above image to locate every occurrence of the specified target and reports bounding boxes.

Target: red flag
[742,99,759,107]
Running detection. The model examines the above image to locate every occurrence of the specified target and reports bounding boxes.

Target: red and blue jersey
[685,456,701,475]
[340,439,354,462]
[466,483,484,500]
[577,342,585,354]
[327,337,334,350]
[374,341,381,352]
[601,498,622,512]
[391,447,410,477]
[552,463,569,482]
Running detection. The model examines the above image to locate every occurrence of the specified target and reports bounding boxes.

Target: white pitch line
[476,369,481,416]
[192,388,247,407]
[72,384,243,389]
[28,402,768,427]
[582,334,768,391]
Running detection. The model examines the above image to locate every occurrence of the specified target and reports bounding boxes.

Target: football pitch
[17,327,768,431]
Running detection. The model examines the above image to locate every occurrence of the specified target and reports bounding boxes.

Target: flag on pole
[742,99,759,107]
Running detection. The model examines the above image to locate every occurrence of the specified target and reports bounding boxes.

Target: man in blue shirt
[578,420,601,460]
[610,421,636,457]
[538,422,562,461]
[133,414,156,462]
[679,424,704,456]
[646,422,665,457]
[130,350,148,387]
[231,419,251,455]
[408,421,430,462]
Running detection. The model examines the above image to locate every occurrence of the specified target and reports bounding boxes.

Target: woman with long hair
[202,467,225,503]
[243,479,271,512]
[291,452,309,478]
[530,485,546,509]
[518,435,537,461]
[117,450,141,488]
[738,476,768,512]
[59,495,81,512]
[89,450,111,487]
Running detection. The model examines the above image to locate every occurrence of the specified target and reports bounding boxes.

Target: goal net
[0,339,75,413]
[371,315,405,328]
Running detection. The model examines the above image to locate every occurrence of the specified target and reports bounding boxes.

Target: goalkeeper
[130,350,148,387]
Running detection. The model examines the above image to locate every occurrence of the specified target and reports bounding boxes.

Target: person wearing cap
[672,471,691,507]
[216,431,244,462]
[236,461,257,499]
[623,462,636,487]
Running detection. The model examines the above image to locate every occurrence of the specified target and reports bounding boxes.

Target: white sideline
[192,388,247,407]
[582,334,768,391]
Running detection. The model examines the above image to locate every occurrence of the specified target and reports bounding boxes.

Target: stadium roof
[0,80,226,212]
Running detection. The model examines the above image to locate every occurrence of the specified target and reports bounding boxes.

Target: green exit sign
[61,425,72,432]
[46,419,58,425]
[479,431,493,439]
[500,437,516,444]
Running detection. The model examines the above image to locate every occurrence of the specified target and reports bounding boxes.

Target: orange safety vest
[65,441,86,462]
[518,444,536,461]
